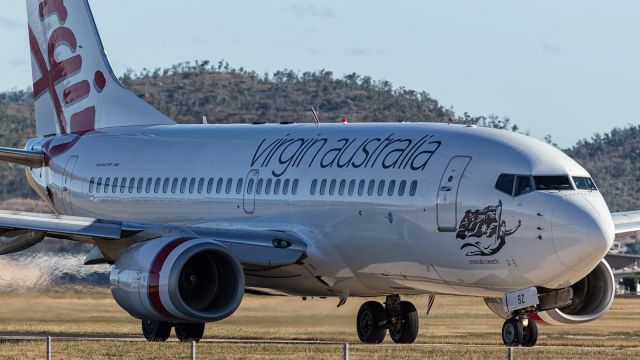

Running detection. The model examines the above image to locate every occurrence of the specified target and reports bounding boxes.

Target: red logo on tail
[30,0,106,134]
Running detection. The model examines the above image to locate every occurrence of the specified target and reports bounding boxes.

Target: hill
[0,61,636,213]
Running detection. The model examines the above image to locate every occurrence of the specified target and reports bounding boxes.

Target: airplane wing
[0,210,307,267]
[611,211,640,234]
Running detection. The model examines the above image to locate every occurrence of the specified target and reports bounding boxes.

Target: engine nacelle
[485,259,615,325]
[0,229,46,255]
[111,236,244,322]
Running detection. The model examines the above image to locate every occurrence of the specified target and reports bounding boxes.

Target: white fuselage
[25,122,614,298]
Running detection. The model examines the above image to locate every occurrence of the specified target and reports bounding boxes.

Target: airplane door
[437,156,471,232]
[243,169,259,214]
[61,156,78,215]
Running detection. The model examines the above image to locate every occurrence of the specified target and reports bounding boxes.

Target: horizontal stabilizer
[0,147,44,167]
[611,210,640,234]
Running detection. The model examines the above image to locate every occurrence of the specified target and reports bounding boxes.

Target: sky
[1,0,639,147]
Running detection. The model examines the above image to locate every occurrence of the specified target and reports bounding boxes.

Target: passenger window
[112,177,119,193]
[329,179,336,196]
[120,178,127,193]
[265,179,272,195]
[274,179,281,195]
[171,178,178,193]
[398,180,407,196]
[104,177,111,193]
[388,180,396,196]
[292,179,299,195]
[367,180,375,196]
[96,177,102,193]
[225,178,232,194]
[338,179,346,196]
[283,179,290,195]
[358,180,365,196]
[256,178,264,194]
[217,178,224,194]
[236,178,243,194]
[137,177,144,193]
[377,180,386,196]
[409,180,418,196]
[515,176,533,196]
[145,178,152,193]
[180,178,187,193]
[207,178,214,194]
[348,180,355,196]
[247,178,255,194]
[188,178,196,194]
[197,178,205,194]
[163,177,170,193]
[154,178,161,193]
[310,179,317,195]
[320,179,327,195]
[495,174,515,196]
[89,177,95,193]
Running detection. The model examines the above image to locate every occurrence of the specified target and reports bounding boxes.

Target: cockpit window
[515,175,533,196]
[573,176,598,191]
[533,176,573,191]
[495,174,515,195]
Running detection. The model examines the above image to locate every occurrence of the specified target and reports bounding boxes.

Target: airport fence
[6,334,520,360]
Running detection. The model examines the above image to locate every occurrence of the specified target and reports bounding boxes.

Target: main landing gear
[501,314,538,347]
[356,295,419,344]
[142,320,205,342]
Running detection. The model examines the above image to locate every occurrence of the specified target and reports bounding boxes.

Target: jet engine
[485,259,615,325]
[0,229,46,255]
[110,236,244,322]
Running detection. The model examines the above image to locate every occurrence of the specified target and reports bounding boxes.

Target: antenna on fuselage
[310,107,320,128]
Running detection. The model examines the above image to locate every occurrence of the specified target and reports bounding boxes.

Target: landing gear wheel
[357,301,387,344]
[175,323,206,342]
[389,301,419,344]
[521,319,538,347]
[501,318,523,347]
[142,320,171,342]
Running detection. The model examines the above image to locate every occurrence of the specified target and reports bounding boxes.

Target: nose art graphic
[456,200,521,256]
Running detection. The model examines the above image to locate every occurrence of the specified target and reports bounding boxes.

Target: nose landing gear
[501,315,538,347]
[356,295,420,344]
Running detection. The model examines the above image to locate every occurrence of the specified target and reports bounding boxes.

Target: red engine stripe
[148,237,194,319]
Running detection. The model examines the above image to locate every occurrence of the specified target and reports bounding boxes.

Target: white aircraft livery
[1,0,639,346]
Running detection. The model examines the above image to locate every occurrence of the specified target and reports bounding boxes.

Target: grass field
[0,288,638,359]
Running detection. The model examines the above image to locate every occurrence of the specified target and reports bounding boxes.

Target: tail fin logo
[29,0,107,135]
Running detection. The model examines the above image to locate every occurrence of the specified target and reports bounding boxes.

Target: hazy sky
[1,0,639,147]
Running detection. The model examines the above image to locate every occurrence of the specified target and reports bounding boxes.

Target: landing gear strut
[356,295,419,344]
[501,315,538,347]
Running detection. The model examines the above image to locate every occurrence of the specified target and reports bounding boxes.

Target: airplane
[0,0,638,347]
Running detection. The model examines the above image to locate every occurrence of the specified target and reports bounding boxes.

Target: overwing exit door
[437,156,471,231]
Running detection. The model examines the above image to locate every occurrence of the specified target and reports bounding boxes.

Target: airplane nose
[551,194,614,271]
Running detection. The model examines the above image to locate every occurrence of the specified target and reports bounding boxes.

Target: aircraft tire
[357,301,387,344]
[175,322,206,342]
[501,318,524,346]
[142,320,172,342]
[389,301,419,344]
[521,319,538,347]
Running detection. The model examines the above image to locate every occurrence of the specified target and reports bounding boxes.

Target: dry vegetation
[0,290,638,359]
